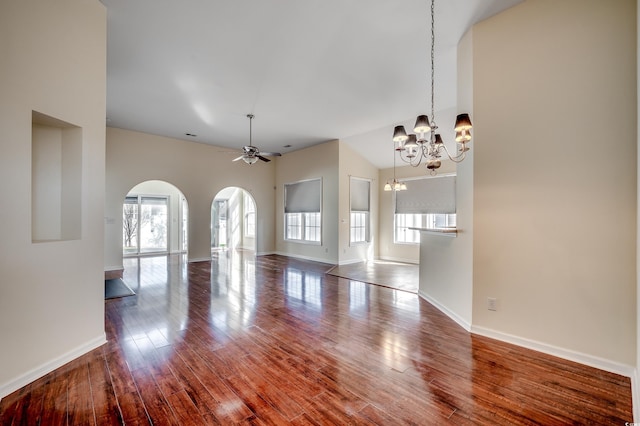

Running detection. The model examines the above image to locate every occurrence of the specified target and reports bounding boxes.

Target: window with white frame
[244,192,255,237]
[394,174,456,245]
[284,178,322,244]
[350,177,370,244]
[394,213,456,244]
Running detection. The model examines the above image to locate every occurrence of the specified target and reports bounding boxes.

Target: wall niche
[32,111,82,242]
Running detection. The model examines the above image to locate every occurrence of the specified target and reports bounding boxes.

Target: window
[394,213,456,244]
[284,179,322,244]
[350,177,370,244]
[244,192,255,237]
[350,212,368,243]
[394,174,456,244]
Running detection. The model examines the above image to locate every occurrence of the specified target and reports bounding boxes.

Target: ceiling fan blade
[257,155,271,163]
[232,155,244,162]
[258,152,282,157]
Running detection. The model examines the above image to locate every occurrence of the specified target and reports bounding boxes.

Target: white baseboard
[378,255,419,265]
[274,251,336,265]
[104,265,124,272]
[188,257,211,263]
[0,333,106,400]
[632,369,639,422]
[417,291,635,389]
[471,325,635,378]
[418,290,472,332]
[256,251,276,256]
[338,259,365,266]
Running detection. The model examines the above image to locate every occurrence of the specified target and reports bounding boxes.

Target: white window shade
[350,178,370,212]
[284,178,321,213]
[395,175,456,214]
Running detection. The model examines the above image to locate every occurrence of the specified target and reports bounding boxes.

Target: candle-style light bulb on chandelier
[392,0,472,175]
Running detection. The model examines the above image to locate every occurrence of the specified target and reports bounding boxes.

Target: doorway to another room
[211,187,256,255]
[123,180,188,257]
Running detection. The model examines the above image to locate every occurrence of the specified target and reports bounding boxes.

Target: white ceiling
[101,0,522,169]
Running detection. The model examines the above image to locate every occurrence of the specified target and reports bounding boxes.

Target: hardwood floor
[0,252,633,424]
[327,260,418,293]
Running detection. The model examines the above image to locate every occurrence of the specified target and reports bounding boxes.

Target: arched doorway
[122,180,188,256]
[211,187,256,254]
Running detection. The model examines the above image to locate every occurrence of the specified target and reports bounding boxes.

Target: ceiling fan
[233,114,281,164]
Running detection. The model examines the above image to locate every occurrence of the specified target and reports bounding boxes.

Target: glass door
[123,195,169,255]
[211,199,228,250]
[123,196,139,255]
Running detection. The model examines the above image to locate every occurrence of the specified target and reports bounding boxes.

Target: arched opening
[122,180,188,256]
[211,187,256,254]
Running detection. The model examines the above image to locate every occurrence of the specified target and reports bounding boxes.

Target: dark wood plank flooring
[0,253,633,424]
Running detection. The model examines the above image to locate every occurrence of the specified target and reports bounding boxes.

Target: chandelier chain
[390,0,472,176]
[430,0,435,129]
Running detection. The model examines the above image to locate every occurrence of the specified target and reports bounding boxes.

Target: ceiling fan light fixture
[235,114,282,165]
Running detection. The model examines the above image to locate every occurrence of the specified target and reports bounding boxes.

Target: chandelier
[384,140,406,191]
[392,0,472,174]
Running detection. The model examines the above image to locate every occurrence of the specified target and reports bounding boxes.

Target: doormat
[105,278,135,299]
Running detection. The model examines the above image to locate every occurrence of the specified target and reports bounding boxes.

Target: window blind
[395,175,456,214]
[284,178,321,213]
[350,178,370,212]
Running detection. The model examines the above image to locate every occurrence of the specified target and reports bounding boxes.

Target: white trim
[378,255,418,265]
[338,258,364,266]
[274,251,335,266]
[419,290,471,332]
[418,290,635,385]
[472,325,635,379]
[188,257,211,263]
[632,369,640,422]
[104,265,124,272]
[256,251,276,256]
[0,334,106,400]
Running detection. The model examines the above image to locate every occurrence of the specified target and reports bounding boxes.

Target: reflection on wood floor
[327,260,418,293]
[0,252,632,424]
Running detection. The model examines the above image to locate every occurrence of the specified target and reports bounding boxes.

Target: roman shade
[350,178,370,212]
[395,174,456,214]
[284,178,321,213]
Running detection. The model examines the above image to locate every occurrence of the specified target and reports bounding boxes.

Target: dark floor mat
[105,278,135,299]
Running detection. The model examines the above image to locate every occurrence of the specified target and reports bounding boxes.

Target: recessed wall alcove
[31,111,82,242]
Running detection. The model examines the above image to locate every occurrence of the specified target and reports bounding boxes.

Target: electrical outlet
[487,297,497,311]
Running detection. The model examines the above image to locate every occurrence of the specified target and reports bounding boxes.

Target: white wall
[338,142,379,265]
[0,0,106,398]
[471,0,637,370]
[105,127,276,269]
[275,141,339,264]
[418,28,475,331]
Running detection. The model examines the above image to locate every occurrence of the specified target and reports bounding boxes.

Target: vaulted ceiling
[101,0,522,168]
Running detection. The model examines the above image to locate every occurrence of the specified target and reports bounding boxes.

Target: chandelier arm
[398,150,423,167]
[439,143,467,163]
